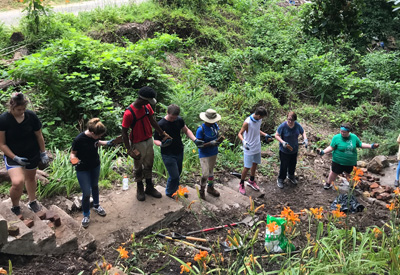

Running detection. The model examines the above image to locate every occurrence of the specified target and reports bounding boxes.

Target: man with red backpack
[122,87,172,201]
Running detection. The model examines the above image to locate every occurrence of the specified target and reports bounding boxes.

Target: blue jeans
[162,153,183,197]
[76,165,100,217]
[397,161,400,181]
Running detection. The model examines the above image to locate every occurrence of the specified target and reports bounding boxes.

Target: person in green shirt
[317,123,379,190]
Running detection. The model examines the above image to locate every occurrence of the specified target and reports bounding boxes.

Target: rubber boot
[137,181,145,201]
[207,185,220,197]
[199,186,206,200]
[145,179,162,198]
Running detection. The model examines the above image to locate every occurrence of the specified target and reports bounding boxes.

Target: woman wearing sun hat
[318,122,379,190]
[196,109,222,200]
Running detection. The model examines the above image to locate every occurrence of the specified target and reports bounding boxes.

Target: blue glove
[243,140,250,150]
[40,152,49,165]
[106,139,115,147]
[265,134,273,144]
[371,143,379,149]
[318,149,324,156]
[304,139,308,149]
[161,138,173,147]
[13,156,30,166]
[194,139,205,148]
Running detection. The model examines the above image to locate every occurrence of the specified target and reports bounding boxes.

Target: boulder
[367,156,389,174]
[357,161,368,168]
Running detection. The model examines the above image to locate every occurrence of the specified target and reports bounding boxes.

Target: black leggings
[278,151,298,180]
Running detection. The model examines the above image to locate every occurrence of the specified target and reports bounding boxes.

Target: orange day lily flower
[0,268,7,274]
[310,207,324,219]
[180,262,192,274]
[372,227,382,238]
[267,221,279,233]
[194,250,208,262]
[172,186,189,199]
[280,206,300,225]
[394,188,400,195]
[116,246,129,259]
[387,203,395,211]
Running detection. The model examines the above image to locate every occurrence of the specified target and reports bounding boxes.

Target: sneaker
[239,184,246,195]
[93,205,106,216]
[323,183,332,190]
[246,180,260,191]
[11,206,21,216]
[395,180,399,187]
[82,216,90,228]
[28,200,41,213]
[277,178,284,189]
[287,175,297,185]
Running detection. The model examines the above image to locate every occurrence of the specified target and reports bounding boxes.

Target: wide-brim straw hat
[199,109,221,124]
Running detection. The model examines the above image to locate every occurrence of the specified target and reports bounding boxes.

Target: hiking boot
[239,184,246,195]
[93,205,106,216]
[81,216,90,228]
[246,179,260,191]
[395,180,399,187]
[207,185,220,197]
[28,200,41,213]
[287,174,297,185]
[137,182,145,201]
[11,206,21,216]
[277,178,284,189]
[145,181,162,198]
[323,182,332,190]
[199,186,206,200]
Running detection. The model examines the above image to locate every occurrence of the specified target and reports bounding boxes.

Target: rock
[73,197,81,210]
[367,156,389,174]
[362,191,371,198]
[376,192,391,201]
[65,199,74,213]
[370,182,380,189]
[357,161,368,168]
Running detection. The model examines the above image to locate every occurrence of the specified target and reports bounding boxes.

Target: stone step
[73,185,185,247]
[0,200,34,255]
[0,214,7,246]
[49,205,94,252]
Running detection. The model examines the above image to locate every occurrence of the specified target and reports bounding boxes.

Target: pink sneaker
[239,184,246,195]
[246,180,260,191]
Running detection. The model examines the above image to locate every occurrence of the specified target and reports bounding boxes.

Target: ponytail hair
[8,92,28,111]
[87,118,106,136]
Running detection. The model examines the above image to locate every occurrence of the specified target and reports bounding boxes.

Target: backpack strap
[126,105,150,129]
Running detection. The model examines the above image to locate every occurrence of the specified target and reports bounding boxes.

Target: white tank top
[243,115,261,155]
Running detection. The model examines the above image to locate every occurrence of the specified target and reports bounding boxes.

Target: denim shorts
[243,153,261,168]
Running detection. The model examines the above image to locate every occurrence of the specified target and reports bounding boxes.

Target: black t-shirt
[154,117,185,155]
[71,132,100,171]
[0,110,42,158]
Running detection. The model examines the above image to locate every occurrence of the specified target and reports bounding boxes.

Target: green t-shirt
[330,133,362,166]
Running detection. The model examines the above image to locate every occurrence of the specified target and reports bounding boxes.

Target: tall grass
[37,146,120,198]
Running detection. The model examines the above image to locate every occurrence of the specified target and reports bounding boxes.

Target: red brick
[17,214,24,221]
[371,187,385,197]
[45,211,55,221]
[47,222,55,229]
[36,211,46,220]
[384,186,393,193]
[23,219,34,228]
[53,215,61,227]
[8,225,19,236]
[370,182,380,189]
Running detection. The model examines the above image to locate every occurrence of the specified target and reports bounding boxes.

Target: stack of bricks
[358,168,393,202]
[44,210,61,228]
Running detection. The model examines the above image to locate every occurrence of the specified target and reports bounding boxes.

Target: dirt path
[0,0,145,26]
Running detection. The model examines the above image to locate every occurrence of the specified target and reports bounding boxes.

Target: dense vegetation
[1,0,400,273]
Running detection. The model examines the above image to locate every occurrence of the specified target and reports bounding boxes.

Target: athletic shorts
[243,153,261,169]
[331,161,353,175]
[4,154,40,170]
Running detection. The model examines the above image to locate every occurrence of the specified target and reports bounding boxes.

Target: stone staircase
[0,174,258,256]
[0,199,95,255]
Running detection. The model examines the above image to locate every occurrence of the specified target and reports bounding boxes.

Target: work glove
[243,140,250,150]
[13,156,30,166]
[371,143,379,149]
[304,139,308,149]
[161,138,173,147]
[161,131,173,141]
[70,157,80,166]
[209,140,220,147]
[106,139,115,147]
[194,139,205,148]
[317,149,324,156]
[265,134,273,144]
[282,141,293,151]
[40,152,49,165]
